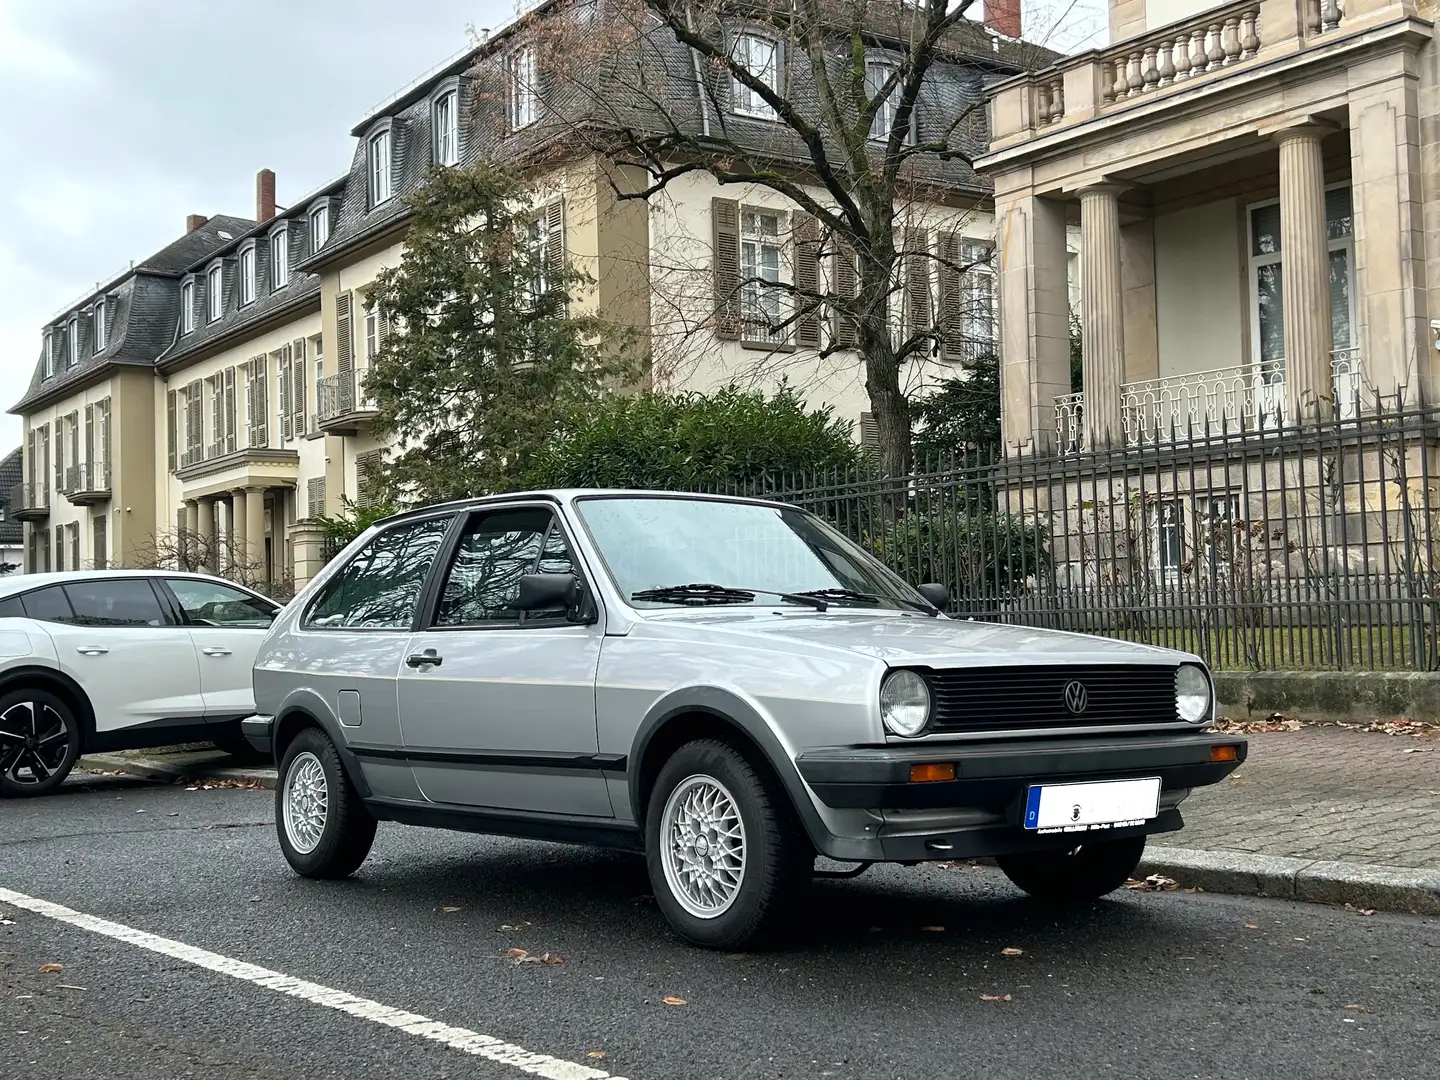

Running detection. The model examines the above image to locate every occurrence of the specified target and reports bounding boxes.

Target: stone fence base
[1214,670,1440,723]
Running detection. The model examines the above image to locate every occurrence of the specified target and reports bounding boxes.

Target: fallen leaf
[1124,874,1179,892]
[586,1050,607,1060]
[441,906,461,913]
[505,948,530,959]
[980,993,1012,1002]
[1000,947,1024,957]
[920,925,945,933]
[37,963,62,974]
[662,995,688,1006]
[1244,923,1258,930]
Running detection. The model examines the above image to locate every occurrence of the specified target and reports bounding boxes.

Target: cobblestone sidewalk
[1179,725,1440,870]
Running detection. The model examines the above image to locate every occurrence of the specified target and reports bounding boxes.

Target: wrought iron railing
[7,482,47,513]
[63,462,110,494]
[317,371,376,422]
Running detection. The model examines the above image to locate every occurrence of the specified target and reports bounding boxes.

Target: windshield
[575,495,924,611]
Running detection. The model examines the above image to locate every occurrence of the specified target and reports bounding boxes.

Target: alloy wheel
[282,751,329,854]
[659,774,747,919]
[0,700,72,788]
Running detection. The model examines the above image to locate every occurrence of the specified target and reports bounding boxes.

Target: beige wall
[1154,199,1247,379]
[21,376,116,570]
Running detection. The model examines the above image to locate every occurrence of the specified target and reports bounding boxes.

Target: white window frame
[181,279,196,333]
[270,228,289,290]
[239,244,257,306]
[865,60,915,144]
[364,304,380,360]
[93,298,107,352]
[961,240,995,355]
[43,331,55,379]
[506,45,538,130]
[740,207,786,344]
[66,316,79,367]
[434,88,460,166]
[207,264,224,321]
[369,128,393,206]
[309,204,330,253]
[313,337,324,432]
[1154,498,1185,580]
[731,33,780,119]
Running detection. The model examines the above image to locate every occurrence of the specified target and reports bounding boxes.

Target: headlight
[881,669,931,737]
[1176,664,1212,724]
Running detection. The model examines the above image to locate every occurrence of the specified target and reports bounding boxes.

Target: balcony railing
[1056,351,1366,453]
[316,371,377,434]
[7,482,49,520]
[62,462,111,504]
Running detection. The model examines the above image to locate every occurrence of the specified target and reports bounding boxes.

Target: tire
[645,739,811,950]
[0,687,81,798]
[996,837,1147,904]
[275,727,376,879]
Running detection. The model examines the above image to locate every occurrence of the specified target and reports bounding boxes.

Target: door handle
[201,647,232,657]
[76,645,109,656]
[405,650,443,669]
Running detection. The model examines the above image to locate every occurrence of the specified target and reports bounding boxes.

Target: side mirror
[516,573,581,614]
[917,582,950,610]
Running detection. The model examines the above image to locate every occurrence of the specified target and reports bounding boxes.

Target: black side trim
[241,716,274,754]
[87,717,218,753]
[351,745,628,774]
[875,808,1186,862]
[365,796,643,852]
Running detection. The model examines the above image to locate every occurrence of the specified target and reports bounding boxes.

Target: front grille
[925,664,1179,734]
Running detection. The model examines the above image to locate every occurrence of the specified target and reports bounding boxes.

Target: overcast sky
[0,0,1105,451]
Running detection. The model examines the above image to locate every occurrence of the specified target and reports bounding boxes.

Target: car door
[160,577,279,722]
[398,504,612,817]
[23,578,205,744]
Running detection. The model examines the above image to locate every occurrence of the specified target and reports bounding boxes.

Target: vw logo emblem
[1071,804,1082,821]
[1063,680,1088,715]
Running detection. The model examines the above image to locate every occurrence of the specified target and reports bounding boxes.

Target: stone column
[1079,184,1127,449]
[197,497,216,573]
[289,522,329,589]
[183,499,199,570]
[1274,124,1335,424]
[243,487,268,586]
[229,489,247,575]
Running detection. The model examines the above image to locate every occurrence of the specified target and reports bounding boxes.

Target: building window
[43,331,56,379]
[731,33,780,118]
[313,339,324,433]
[369,129,393,206]
[182,280,196,333]
[93,299,107,352]
[310,204,330,252]
[1156,499,1184,577]
[865,61,913,143]
[1199,493,1242,570]
[207,265,223,321]
[505,45,538,130]
[66,316,79,367]
[271,230,289,289]
[961,241,995,355]
[239,246,256,306]
[434,89,459,166]
[365,305,380,360]
[740,209,784,343]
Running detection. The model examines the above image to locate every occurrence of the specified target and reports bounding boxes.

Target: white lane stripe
[0,887,626,1080]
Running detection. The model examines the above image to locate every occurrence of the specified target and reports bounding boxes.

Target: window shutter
[712,197,741,340]
[186,381,203,462]
[793,213,821,348]
[248,357,269,448]
[224,367,237,452]
[84,405,94,479]
[54,422,64,490]
[292,339,306,434]
[307,476,326,519]
[833,242,858,348]
[280,346,293,441]
[545,199,565,276]
[55,525,64,572]
[355,450,382,509]
[68,412,79,479]
[335,292,354,374]
[905,228,931,334]
[939,232,963,361]
[167,390,178,471]
[99,399,111,477]
[859,412,880,451]
[245,361,257,448]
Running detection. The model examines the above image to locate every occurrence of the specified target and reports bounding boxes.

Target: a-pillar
[1274,124,1336,424]
[1079,184,1127,450]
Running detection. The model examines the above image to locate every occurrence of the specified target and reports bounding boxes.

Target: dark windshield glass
[576,496,921,610]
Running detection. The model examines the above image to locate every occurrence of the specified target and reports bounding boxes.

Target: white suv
[0,570,280,797]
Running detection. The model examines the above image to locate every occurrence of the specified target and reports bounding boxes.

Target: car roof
[373,488,797,528]
[0,569,246,601]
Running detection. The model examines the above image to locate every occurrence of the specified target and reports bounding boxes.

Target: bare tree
[479,0,1059,475]
[130,529,295,602]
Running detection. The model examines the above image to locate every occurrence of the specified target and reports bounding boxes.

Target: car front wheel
[996,837,1147,903]
[276,727,376,879]
[0,688,81,798]
[645,739,811,950]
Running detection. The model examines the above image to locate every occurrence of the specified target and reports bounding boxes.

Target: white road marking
[0,887,627,1080]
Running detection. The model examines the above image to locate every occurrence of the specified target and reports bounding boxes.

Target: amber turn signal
[1210,745,1239,762]
[909,762,956,783]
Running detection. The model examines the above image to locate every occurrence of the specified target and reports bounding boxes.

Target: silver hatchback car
[246,490,1245,948]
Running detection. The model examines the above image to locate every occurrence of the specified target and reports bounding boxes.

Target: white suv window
[61,580,168,627]
[305,517,451,630]
[168,579,276,629]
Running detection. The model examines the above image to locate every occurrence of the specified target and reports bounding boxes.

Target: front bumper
[794,731,1246,861]
[241,714,274,756]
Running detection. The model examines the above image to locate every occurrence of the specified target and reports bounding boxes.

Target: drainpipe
[685,4,711,138]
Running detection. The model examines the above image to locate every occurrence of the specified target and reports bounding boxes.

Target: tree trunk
[857,244,911,479]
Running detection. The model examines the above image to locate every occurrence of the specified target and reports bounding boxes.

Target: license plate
[1023,777,1161,833]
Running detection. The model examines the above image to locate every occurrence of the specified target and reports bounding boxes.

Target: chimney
[984,0,1021,39]
[186,214,209,233]
[256,168,277,223]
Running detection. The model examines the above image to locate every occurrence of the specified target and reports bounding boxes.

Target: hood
[641,609,1194,668]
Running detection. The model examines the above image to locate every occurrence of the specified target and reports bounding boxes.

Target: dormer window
[93,298,107,351]
[270,229,290,289]
[66,316,79,367]
[309,204,330,253]
[434,89,459,166]
[505,45,538,130]
[369,128,393,206]
[239,245,256,306]
[43,331,56,379]
[182,279,196,333]
[207,264,223,321]
[865,60,915,144]
[731,33,780,118]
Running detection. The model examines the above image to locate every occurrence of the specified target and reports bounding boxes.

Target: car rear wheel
[276,727,376,879]
[0,688,80,798]
[996,837,1147,903]
[645,739,811,950]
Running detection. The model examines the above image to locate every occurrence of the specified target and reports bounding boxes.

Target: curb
[78,753,278,791]
[1139,845,1440,917]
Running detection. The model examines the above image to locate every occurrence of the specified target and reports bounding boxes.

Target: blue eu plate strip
[1023,786,1042,830]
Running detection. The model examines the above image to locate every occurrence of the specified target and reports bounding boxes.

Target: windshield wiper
[791,587,939,617]
[631,583,828,611]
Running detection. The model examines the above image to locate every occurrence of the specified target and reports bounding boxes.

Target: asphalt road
[2,772,1437,1080]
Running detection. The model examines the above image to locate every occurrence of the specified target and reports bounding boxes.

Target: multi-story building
[10,1,1056,587]
[0,448,21,573]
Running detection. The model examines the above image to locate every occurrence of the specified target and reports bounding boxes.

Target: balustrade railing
[1102,2,1261,109]
[1055,392,1086,455]
[317,371,376,423]
[62,462,111,494]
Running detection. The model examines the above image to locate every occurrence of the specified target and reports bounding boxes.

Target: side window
[435,507,574,627]
[305,516,451,629]
[0,596,25,618]
[62,580,168,627]
[168,579,277,628]
[20,586,75,623]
